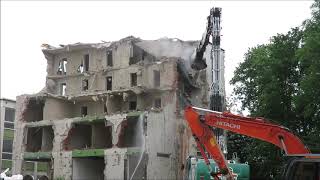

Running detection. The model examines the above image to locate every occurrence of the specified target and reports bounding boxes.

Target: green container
[185,157,250,180]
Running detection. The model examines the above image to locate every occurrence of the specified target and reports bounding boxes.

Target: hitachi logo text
[216,121,240,130]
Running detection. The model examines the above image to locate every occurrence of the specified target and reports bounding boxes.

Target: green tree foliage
[229,0,320,179]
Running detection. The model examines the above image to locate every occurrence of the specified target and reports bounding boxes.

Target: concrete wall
[44,97,105,120]
[142,61,177,89]
[72,100,105,117]
[46,42,177,96]
[43,98,73,120]
[53,151,72,180]
[104,148,127,180]
[145,92,177,179]
[12,96,28,174]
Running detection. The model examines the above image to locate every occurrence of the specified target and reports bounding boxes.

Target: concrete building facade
[12,36,223,179]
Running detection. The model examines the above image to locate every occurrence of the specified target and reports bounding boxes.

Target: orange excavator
[184,106,320,180]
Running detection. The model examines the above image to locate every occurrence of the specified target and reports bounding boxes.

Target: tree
[295,0,320,152]
[229,0,320,178]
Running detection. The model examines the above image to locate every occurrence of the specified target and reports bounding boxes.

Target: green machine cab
[184,156,250,180]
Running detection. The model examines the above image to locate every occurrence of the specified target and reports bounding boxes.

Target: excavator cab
[282,157,320,180]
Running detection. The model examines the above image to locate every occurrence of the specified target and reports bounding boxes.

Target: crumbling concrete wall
[104,148,127,179]
[145,92,177,179]
[12,95,28,174]
[43,97,73,120]
[104,66,141,90]
[51,119,73,179]
[13,36,211,179]
[45,39,178,97]
[53,151,72,180]
[72,100,105,117]
[142,60,177,89]
[105,114,126,147]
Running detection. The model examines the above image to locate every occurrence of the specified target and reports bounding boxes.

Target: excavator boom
[184,106,311,179]
[205,110,310,154]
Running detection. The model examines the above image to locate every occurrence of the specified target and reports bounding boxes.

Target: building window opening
[63,59,67,74]
[84,54,89,72]
[128,95,137,111]
[26,126,54,152]
[107,95,122,113]
[154,98,161,108]
[63,124,91,150]
[92,123,112,149]
[72,158,104,180]
[57,58,67,75]
[41,126,54,151]
[153,70,160,87]
[106,76,112,91]
[81,106,88,117]
[5,107,15,122]
[77,63,84,73]
[2,152,12,160]
[24,99,44,122]
[2,140,13,156]
[129,101,137,111]
[130,73,137,87]
[82,79,89,91]
[117,116,143,147]
[107,50,113,67]
[4,122,14,129]
[61,83,66,96]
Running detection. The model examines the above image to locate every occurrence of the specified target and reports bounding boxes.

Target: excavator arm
[191,10,213,71]
[184,106,310,179]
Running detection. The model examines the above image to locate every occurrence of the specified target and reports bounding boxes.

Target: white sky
[1,1,313,100]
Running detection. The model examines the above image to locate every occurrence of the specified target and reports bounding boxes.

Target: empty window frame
[57,58,67,75]
[77,63,84,73]
[61,83,67,96]
[62,58,67,74]
[128,95,137,111]
[154,98,161,108]
[153,70,160,87]
[64,124,91,150]
[81,106,88,117]
[107,50,113,67]
[130,73,137,87]
[106,76,112,91]
[82,79,89,91]
[23,99,44,122]
[129,101,137,111]
[84,54,89,72]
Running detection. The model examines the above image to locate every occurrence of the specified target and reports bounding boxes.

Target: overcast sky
[1,1,313,100]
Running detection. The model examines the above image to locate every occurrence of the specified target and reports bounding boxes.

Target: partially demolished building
[12,36,225,179]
